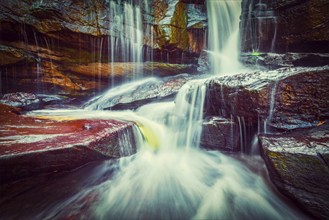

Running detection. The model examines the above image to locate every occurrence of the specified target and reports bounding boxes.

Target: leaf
[317,121,325,126]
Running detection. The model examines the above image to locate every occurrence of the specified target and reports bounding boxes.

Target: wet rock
[197,50,210,72]
[0,45,29,66]
[204,66,329,131]
[0,92,41,110]
[67,62,198,78]
[200,117,240,152]
[151,1,206,63]
[0,103,137,183]
[0,93,68,110]
[241,0,329,53]
[0,53,198,95]
[259,124,329,219]
[0,0,206,95]
[240,52,329,69]
[84,74,192,110]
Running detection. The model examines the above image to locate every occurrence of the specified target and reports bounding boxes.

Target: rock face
[200,117,240,152]
[240,0,329,53]
[204,66,329,131]
[259,124,329,219]
[0,0,206,95]
[0,104,137,183]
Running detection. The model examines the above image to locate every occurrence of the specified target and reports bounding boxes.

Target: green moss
[268,151,288,172]
[251,51,261,56]
[169,2,188,50]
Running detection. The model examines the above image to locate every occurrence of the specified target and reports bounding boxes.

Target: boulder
[0,92,67,110]
[200,117,240,152]
[240,52,329,70]
[259,124,329,219]
[0,92,41,110]
[0,103,137,183]
[84,74,192,110]
[204,66,329,131]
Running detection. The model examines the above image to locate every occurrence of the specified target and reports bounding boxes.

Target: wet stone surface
[84,74,194,110]
[204,66,329,130]
[200,117,240,152]
[259,124,329,219]
[0,104,136,183]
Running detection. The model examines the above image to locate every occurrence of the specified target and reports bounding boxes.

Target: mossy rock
[259,125,329,219]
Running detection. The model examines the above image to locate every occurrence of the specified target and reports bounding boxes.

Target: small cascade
[265,81,278,133]
[2,1,310,219]
[237,116,247,153]
[118,126,143,157]
[207,0,243,74]
[250,115,264,155]
[105,0,144,85]
[170,80,207,149]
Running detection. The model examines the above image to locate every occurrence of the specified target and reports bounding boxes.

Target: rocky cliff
[0,0,206,95]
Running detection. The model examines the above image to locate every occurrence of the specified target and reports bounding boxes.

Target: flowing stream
[20,78,307,219]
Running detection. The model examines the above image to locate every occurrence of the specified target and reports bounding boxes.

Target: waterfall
[207,0,243,74]
[105,0,144,84]
[5,2,307,219]
[26,76,306,219]
[91,80,303,219]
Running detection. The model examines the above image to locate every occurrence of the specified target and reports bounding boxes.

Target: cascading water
[207,0,243,74]
[105,0,144,84]
[25,78,306,219]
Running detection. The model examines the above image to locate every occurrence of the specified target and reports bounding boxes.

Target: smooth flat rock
[0,104,137,183]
